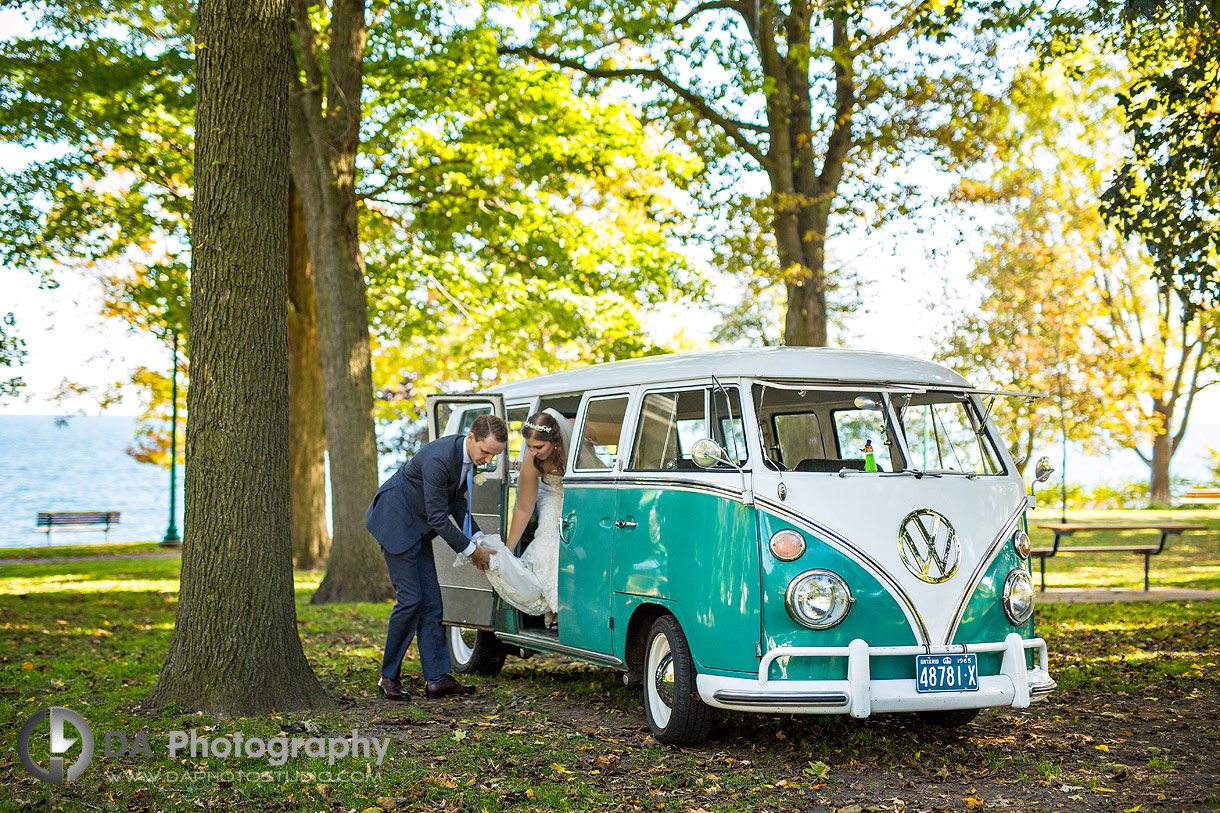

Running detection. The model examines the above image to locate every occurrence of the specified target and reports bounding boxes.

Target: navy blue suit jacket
[365,434,481,555]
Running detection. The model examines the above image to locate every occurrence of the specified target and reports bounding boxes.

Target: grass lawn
[1,535,1218,812]
[0,541,168,561]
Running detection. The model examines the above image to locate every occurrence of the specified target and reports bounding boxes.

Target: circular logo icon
[897,509,961,583]
[18,707,94,784]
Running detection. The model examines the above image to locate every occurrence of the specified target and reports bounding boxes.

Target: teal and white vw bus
[428,348,1055,745]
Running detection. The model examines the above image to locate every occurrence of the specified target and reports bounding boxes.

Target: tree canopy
[497,0,1027,345]
[0,312,26,399]
[1035,0,1220,311]
[940,46,1218,504]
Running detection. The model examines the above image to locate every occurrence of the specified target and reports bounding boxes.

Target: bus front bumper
[697,633,1055,716]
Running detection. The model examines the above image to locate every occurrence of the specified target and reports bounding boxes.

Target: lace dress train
[482,473,562,617]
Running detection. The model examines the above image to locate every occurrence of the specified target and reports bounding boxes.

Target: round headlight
[769,529,806,561]
[1003,569,1035,624]
[1013,530,1031,559]
[785,570,852,629]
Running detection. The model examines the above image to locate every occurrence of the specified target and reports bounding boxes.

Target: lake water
[0,414,1215,550]
[0,415,183,548]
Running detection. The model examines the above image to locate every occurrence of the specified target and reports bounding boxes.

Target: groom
[365,414,508,702]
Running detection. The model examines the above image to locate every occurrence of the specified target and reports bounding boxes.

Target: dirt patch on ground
[333,655,1219,813]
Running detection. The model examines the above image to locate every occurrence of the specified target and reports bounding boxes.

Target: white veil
[541,407,574,460]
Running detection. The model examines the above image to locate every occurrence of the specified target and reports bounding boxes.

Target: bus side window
[773,413,824,469]
[630,390,705,470]
[575,396,629,470]
[505,405,531,474]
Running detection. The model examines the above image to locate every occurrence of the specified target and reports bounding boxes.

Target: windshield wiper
[895,468,942,479]
[920,469,982,479]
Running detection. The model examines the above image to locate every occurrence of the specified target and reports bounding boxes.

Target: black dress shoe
[425,674,476,699]
[378,675,411,702]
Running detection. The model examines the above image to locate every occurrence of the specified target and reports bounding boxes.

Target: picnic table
[1184,488,1220,504]
[1032,522,1205,592]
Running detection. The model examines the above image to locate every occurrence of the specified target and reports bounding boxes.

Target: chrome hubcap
[654,654,675,708]
[645,629,674,729]
[450,627,476,662]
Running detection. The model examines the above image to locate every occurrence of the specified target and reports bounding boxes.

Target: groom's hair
[470,414,508,444]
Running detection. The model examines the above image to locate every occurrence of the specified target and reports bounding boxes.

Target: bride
[484,409,568,626]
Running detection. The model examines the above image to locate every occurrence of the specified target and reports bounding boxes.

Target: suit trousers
[381,539,451,682]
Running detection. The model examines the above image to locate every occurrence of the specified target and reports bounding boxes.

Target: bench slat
[1034,546,1161,554]
[36,512,120,525]
[1036,523,1204,532]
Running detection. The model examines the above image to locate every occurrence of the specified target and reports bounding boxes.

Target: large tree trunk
[149,0,330,716]
[1149,435,1172,507]
[288,182,331,570]
[770,15,849,349]
[1148,398,1174,508]
[289,0,392,603]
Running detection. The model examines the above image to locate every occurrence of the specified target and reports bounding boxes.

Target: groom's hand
[469,546,495,572]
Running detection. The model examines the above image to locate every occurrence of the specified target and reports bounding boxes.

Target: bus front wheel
[448,626,507,676]
[643,615,714,745]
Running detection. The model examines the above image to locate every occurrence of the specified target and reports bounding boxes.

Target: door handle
[561,511,577,542]
[614,519,638,529]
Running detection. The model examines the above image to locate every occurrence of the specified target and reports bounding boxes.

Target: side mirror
[1034,457,1054,483]
[853,395,882,411]
[691,438,729,469]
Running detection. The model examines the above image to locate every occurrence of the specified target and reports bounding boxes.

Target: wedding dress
[518,472,562,614]
[478,472,564,617]
[475,408,569,619]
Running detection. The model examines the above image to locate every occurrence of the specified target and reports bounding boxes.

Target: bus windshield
[889,392,1004,475]
[753,384,1005,476]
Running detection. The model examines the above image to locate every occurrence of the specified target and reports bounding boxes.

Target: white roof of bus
[484,348,971,399]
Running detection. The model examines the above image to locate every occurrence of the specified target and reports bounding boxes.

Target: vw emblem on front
[898,509,961,583]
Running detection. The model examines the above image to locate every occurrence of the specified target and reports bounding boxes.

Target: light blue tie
[462,463,473,538]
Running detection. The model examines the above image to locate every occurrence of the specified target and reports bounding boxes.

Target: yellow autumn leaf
[1096,744,1110,752]
[22,662,34,670]
[1094,787,1116,793]
[551,763,571,774]
[423,776,457,789]
[964,797,985,807]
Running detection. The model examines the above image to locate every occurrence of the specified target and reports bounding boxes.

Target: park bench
[35,511,121,544]
[1032,522,1205,592]
[1183,488,1220,505]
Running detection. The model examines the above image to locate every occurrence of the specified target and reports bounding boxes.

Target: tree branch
[290,0,325,109]
[324,0,367,150]
[503,45,769,169]
[819,16,854,190]
[1170,327,1209,455]
[674,0,745,28]
[357,158,474,200]
[851,0,924,56]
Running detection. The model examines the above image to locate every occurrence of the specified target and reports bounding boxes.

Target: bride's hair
[522,411,566,476]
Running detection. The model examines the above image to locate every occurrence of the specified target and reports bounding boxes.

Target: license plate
[916,653,979,693]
